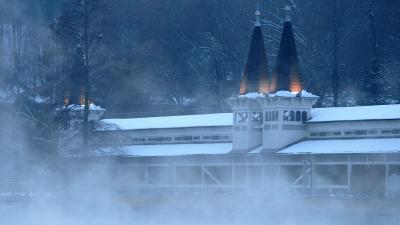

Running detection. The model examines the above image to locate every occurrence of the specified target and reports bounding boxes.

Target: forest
[0,0,400,156]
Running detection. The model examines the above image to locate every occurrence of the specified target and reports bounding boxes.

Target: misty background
[1,0,400,157]
[0,1,400,224]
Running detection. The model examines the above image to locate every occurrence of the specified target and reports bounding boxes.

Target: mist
[1,0,400,225]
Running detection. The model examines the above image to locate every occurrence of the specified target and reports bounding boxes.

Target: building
[63,7,400,197]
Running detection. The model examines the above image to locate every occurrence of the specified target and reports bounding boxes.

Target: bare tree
[362,0,383,105]
[54,0,106,147]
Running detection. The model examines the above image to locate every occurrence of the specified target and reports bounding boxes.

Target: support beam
[144,165,149,185]
[385,159,389,197]
[171,164,176,187]
[201,165,204,191]
[202,167,224,187]
[347,156,352,195]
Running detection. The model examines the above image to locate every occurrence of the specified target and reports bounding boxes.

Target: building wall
[259,97,317,151]
[307,120,400,139]
[90,126,233,146]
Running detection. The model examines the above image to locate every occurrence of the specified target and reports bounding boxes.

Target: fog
[1,0,400,224]
[1,179,399,225]
[1,142,399,225]
[1,104,399,225]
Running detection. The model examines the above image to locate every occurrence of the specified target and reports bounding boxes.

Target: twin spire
[239,4,303,95]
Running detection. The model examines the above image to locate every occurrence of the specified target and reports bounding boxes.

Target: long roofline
[99,104,400,130]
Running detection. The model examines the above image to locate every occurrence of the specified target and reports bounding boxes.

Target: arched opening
[265,111,269,121]
[302,111,308,122]
[290,111,295,121]
[296,111,301,121]
[275,111,279,121]
[283,110,289,121]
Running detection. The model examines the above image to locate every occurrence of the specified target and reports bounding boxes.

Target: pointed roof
[239,5,270,95]
[271,6,302,93]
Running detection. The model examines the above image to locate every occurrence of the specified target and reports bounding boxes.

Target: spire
[239,4,270,95]
[255,2,261,27]
[284,5,291,22]
[270,6,302,93]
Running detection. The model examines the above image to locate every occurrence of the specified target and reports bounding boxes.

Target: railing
[1,155,400,198]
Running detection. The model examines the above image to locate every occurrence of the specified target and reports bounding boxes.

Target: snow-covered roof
[309,104,400,123]
[101,113,232,130]
[239,90,317,99]
[56,103,105,111]
[94,143,232,157]
[100,104,400,131]
[278,138,400,154]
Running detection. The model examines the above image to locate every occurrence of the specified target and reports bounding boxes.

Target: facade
[62,7,400,197]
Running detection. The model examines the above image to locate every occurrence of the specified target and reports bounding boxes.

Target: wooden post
[246,160,249,189]
[310,155,314,197]
[201,165,204,191]
[347,155,352,195]
[171,164,176,187]
[262,164,266,189]
[144,165,149,185]
[276,164,280,192]
[385,158,389,197]
[231,164,235,187]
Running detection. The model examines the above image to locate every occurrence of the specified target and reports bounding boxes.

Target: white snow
[102,113,232,130]
[94,143,232,157]
[239,92,264,99]
[249,145,263,154]
[59,103,105,111]
[300,90,318,98]
[278,138,400,154]
[267,90,317,98]
[100,104,400,130]
[274,90,297,97]
[28,95,48,104]
[309,104,400,123]
[238,90,317,99]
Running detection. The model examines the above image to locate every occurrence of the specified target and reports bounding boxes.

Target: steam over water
[1,169,399,225]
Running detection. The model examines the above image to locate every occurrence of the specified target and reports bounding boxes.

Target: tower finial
[255,1,261,27]
[284,5,291,22]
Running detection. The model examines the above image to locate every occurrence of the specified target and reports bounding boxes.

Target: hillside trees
[53,0,107,146]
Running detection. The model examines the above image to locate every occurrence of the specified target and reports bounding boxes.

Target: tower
[231,5,318,153]
[260,5,317,152]
[231,4,268,153]
[270,6,302,93]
